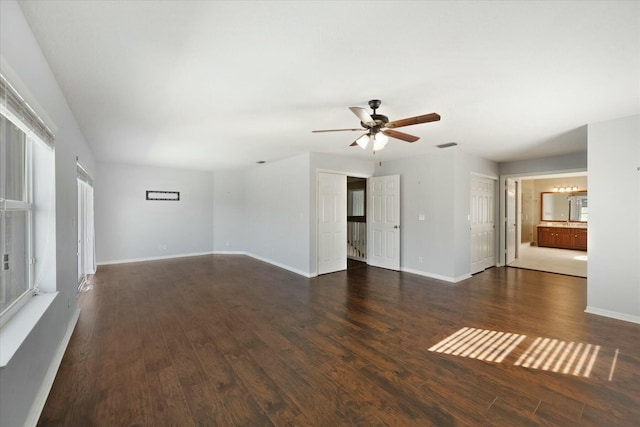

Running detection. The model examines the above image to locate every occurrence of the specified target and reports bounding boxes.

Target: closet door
[317,172,347,275]
[470,176,496,274]
[368,175,400,271]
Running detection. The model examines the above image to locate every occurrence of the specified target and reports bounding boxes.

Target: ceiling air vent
[436,142,458,149]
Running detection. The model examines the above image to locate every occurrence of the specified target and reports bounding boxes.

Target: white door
[506,178,517,265]
[368,175,400,271]
[470,176,495,274]
[318,172,347,275]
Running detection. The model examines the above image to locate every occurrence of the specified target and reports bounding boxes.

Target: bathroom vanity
[537,190,587,251]
[537,225,587,250]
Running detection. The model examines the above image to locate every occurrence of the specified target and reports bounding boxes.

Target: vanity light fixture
[552,185,578,192]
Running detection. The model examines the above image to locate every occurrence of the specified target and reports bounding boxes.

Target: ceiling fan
[312,99,440,151]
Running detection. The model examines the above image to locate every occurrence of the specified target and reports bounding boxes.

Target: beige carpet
[508,243,587,277]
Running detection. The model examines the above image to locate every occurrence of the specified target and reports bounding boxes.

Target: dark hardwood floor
[38,255,640,426]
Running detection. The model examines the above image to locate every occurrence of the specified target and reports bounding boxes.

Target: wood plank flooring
[38,255,640,426]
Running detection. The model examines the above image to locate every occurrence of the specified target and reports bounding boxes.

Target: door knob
[394,225,399,229]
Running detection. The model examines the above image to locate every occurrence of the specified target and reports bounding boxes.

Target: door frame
[317,172,347,275]
[498,170,587,266]
[315,168,371,276]
[505,178,518,265]
[469,173,498,274]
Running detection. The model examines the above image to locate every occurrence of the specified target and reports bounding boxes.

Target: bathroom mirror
[541,191,587,222]
[568,192,588,221]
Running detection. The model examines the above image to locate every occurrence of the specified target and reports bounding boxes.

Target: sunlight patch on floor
[430,327,618,380]
[514,337,600,377]
[428,327,526,363]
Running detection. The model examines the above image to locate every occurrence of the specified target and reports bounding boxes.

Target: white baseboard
[97,251,315,278]
[24,307,80,427]
[401,267,470,283]
[453,273,473,283]
[585,306,640,325]
[244,252,314,278]
[97,251,215,266]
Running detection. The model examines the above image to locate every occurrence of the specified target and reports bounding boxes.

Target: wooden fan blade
[312,128,363,133]
[350,141,358,146]
[349,107,375,125]
[386,113,441,129]
[383,129,420,143]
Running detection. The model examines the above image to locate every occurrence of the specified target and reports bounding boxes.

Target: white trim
[23,307,80,427]
[97,252,316,279]
[504,170,588,180]
[0,292,57,367]
[315,167,370,179]
[471,171,499,180]
[96,251,215,266]
[314,168,373,277]
[401,267,471,283]
[244,252,315,278]
[584,306,640,325]
[0,60,58,135]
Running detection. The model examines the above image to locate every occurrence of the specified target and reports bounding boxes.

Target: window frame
[0,114,36,328]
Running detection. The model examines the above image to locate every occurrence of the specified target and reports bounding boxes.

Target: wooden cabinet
[537,227,556,247]
[537,226,587,251]
[573,229,587,251]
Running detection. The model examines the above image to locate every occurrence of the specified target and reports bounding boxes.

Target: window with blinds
[0,73,56,327]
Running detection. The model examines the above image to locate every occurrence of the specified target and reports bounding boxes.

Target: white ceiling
[18,1,640,171]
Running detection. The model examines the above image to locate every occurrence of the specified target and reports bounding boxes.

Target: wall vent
[436,142,458,149]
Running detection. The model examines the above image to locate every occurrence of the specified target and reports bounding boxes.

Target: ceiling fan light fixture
[313,99,439,150]
[373,132,388,151]
[355,134,370,149]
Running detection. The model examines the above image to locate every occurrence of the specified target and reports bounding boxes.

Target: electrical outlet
[419,256,423,263]
[226,241,230,247]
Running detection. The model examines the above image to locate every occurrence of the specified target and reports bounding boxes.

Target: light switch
[418,214,425,221]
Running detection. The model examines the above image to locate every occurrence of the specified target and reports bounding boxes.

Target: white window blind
[0,73,55,148]
[77,163,94,187]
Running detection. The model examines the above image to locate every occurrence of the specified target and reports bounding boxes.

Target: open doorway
[317,172,401,275]
[507,172,587,277]
[317,174,368,274]
[347,177,367,268]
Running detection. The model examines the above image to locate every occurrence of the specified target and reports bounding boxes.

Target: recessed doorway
[347,177,367,265]
[506,172,587,277]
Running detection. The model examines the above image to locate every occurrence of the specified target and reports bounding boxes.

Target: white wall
[376,150,456,279]
[499,151,587,176]
[213,170,245,252]
[586,115,640,323]
[453,151,500,278]
[95,163,213,264]
[374,148,498,281]
[0,1,96,426]
[243,153,311,276]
